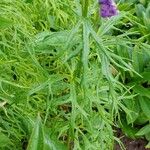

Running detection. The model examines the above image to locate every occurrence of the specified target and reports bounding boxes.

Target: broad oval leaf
[138,96,150,119]
[136,124,150,136]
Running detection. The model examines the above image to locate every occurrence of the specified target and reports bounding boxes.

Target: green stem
[81,0,89,17]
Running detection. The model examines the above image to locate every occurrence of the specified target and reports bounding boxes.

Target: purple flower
[99,0,119,18]
[99,0,112,4]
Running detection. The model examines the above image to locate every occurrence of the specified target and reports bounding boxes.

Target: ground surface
[115,129,150,150]
[115,138,149,150]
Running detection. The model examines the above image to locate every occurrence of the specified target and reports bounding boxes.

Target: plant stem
[81,0,89,17]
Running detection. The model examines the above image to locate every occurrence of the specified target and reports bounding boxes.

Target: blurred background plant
[114,0,150,148]
[0,0,150,150]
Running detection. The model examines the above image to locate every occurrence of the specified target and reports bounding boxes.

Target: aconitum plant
[99,0,119,18]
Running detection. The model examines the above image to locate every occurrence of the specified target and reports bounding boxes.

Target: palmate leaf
[98,14,122,36]
[88,20,141,77]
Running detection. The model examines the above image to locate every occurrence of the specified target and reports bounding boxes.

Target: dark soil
[115,129,150,150]
[115,137,149,150]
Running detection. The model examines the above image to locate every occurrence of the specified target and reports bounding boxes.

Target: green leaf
[28,80,49,96]
[133,85,150,99]
[124,99,140,124]
[143,10,150,31]
[135,112,149,125]
[0,132,12,148]
[132,46,144,73]
[44,135,57,150]
[27,114,44,150]
[126,111,139,125]
[146,141,150,149]
[44,134,67,150]
[146,6,150,20]
[131,71,150,83]
[145,132,150,141]
[98,15,122,36]
[135,4,145,18]
[25,0,33,3]
[138,96,150,119]
[81,19,90,86]
[35,31,69,47]
[101,53,112,80]
[136,124,150,136]
[26,115,67,150]
[0,16,13,29]
[120,119,138,139]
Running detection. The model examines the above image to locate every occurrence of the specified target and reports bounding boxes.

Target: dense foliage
[0,0,149,149]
